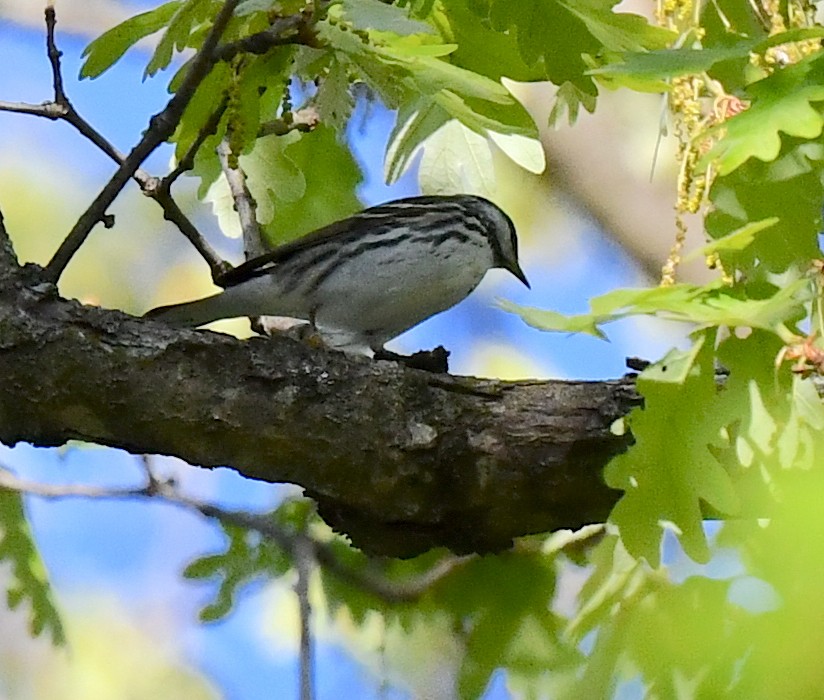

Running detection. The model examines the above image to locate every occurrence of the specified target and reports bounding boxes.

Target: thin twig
[0,98,154,185]
[154,189,232,279]
[294,534,315,700]
[0,464,471,604]
[0,101,65,118]
[164,99,229,187]
[217,140,267,259]
[56,106,228,278]
[0,468,148,500]
[44,0,242,283]
[0,24,228,282]
[45,7,66,103]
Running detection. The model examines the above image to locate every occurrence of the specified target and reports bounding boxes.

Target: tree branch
[0,261,637,556]
[44,0,242,283]
[0,8,230,282]
[218,139,266,259]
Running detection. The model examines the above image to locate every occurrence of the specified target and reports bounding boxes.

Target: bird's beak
[507,260,530,289]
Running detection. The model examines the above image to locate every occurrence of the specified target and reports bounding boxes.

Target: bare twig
[0,468,148,500]
[164,99,229,187]
[2,21,221,280]
[0,101,62,117]
[44,0,242,283]
[1,5,327,284]
[0,12,229,283]
[44,7,66,103]
[154,189,232,280]
[0,96,155,187]
[294,534,315,700]
[217,140,267,259]
[0,463,470,604]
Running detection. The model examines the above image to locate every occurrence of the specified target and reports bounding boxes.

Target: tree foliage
[3,0,824,698]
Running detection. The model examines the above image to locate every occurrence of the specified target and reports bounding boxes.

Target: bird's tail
[144,293,233,327]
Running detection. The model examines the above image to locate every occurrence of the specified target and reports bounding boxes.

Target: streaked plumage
[146,194,529,354]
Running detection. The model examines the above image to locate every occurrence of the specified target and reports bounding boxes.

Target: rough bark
[0,260,641,556]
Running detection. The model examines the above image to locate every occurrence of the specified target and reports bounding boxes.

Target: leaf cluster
[79,0,671,207]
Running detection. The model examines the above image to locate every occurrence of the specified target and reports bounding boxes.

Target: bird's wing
[216,196,456,288]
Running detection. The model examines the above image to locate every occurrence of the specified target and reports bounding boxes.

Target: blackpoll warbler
[146,194,529,354]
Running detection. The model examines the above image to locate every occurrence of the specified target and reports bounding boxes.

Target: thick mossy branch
[0,263,639,556]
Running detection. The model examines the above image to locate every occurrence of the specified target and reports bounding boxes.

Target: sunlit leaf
[80,1,180,79]
[0,488,65,645]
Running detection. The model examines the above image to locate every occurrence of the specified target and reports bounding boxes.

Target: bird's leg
[300,307,327,349]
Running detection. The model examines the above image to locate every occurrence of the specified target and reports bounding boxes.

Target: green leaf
[590,29,824,85]
[146,0,213,78]
[397,0,437,17]
[488,130,546,174]
[338,0,436,36]
[498,300,608,339]
[792,377,824,431]
[80,1,181,79]
[567,533,646,643]
[182,554,225,579]
[185,514,295,623]
[432,554,570,699]
[639,333,706,385]
[440,0,547,82]
[503,280,811,340]
[385,99,450,183]
[0,488,65,645]
[236,0,279,15]
[686,217,779,262]
[702,57,824,175]
[734,380,777,467]
[590,44,751,81]
[245,134,306,215]
[322,17,543,150]
[487,0,672,99]
[173,61,232,163]
[258,125,363,246]
[707,140,824,275]
[315,56,355,132]
[489,0,599,91]
[624,577,743,695]
[417,120,495,195]
[205,130,305,239]
[605,334,739,565]
[421,90,535,140]
[559,0,674,53]
[549,82,598,126]
[385,48,513,105]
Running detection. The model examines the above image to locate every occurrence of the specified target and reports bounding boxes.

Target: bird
[145,194,529,355]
